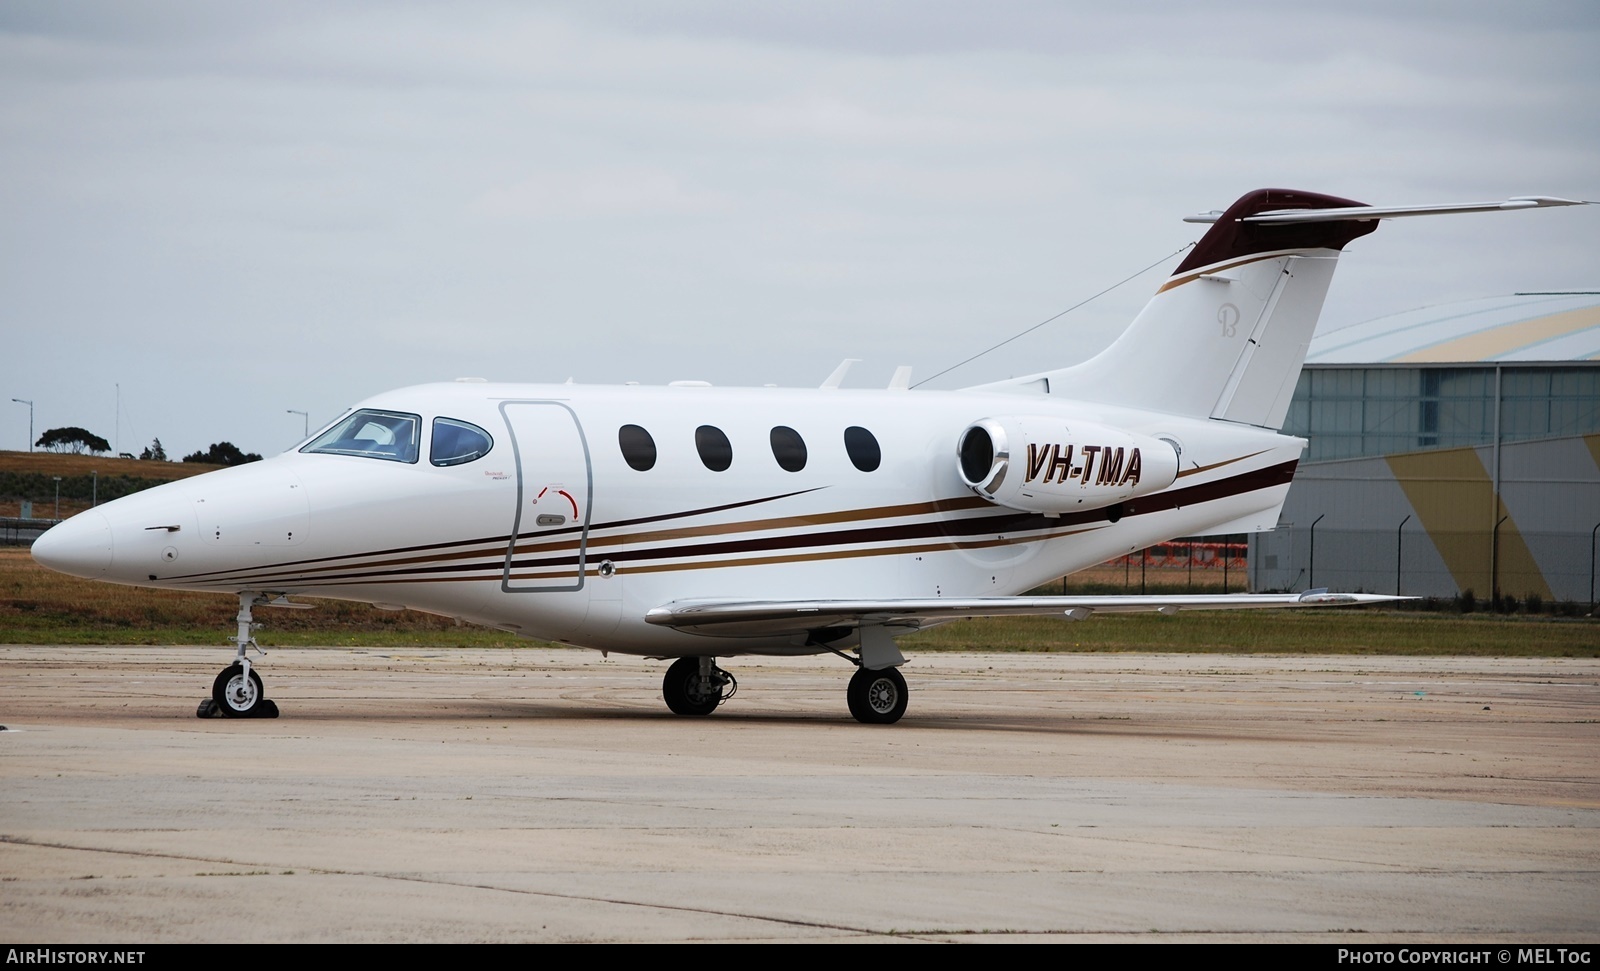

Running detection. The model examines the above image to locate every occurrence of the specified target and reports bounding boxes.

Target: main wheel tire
[847,666,908,724]
[213,664,264,718]
[662,656,721,716]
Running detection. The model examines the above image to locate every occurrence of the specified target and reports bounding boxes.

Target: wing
[645,591,1404,638]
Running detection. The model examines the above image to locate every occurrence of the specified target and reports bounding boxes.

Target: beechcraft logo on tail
[1025,443,1143,487]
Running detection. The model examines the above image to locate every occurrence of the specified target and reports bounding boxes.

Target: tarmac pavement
[1,646,1596,943]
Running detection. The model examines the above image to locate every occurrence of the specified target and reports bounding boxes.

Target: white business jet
[32,188,1588,723]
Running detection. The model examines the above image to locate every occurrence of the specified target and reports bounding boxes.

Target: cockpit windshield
[302,409,420,463]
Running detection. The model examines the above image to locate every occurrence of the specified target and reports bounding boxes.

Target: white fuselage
[40,380,1302,657]
[29,188,1582,722]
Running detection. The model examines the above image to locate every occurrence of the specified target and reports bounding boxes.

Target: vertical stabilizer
[968,189,1586,427]
[985,189,1377,429]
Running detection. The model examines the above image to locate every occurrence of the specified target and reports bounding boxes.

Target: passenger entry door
[500,401,592,592]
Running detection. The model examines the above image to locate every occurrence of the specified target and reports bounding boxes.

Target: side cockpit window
[302,409,420,463]
[430,417,494,467]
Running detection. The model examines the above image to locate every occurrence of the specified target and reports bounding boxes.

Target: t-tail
[984,188,1588,429]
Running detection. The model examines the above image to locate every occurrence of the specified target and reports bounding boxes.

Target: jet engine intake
[957,416,1179,514]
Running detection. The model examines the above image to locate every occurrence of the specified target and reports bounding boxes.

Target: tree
[36,426,111,454]
[182,442,263,466]
[138,438,168,461]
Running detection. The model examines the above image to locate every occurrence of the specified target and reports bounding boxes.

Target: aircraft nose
[31,510,114,579]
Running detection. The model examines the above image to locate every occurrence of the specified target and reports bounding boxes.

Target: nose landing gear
[196,593,281,718]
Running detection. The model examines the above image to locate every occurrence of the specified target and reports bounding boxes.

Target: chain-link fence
[1253,523,1598,606]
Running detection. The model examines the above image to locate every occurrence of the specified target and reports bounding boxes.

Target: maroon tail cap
[1174,188,1378,276]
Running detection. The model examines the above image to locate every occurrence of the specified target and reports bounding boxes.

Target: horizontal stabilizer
[1185,196,1589,225]
[647,591,1405,638]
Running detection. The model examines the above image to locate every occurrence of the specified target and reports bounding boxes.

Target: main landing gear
[842,624,909,724]
[196,593,280,719]
[662,656,737,716]
[846,666,908,724]
[658,648,910,724]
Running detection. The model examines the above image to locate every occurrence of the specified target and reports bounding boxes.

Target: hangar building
[1249,291,1600,605]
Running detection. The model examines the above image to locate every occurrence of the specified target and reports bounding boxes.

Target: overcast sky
[2,1,1596,458]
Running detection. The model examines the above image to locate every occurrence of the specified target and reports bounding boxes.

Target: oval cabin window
[769,426,807,472]
[844,425,881,472]
[618,424,657,472]
[695,425,733,472]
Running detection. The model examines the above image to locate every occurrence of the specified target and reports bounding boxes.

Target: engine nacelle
[957,416,1179,515]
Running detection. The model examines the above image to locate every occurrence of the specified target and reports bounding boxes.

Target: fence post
[1223,536,1230,594]
[1309,514,1324,591]
[1396,514,1411,596]
[1590,521,1598,613]
[1492,515,1508,610]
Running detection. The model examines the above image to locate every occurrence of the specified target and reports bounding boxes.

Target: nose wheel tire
[213,664,265,718]
[848,666,908,724]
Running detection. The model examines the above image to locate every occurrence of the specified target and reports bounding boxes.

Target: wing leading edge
[645,591,1404,638]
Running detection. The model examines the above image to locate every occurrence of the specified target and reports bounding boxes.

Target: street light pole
[287,409,309,440]
[53,476,61,519]
[11,398,33,451]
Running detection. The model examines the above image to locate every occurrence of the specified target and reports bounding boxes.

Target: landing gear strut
[197,593,279,719]
[662,656,735,716]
